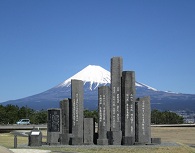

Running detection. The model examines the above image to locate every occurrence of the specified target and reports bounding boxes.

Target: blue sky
[0,0,195,102]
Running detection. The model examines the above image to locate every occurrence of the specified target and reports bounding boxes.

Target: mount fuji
[2,65,195,111]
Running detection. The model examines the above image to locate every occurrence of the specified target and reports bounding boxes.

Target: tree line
[0,104,183,124]
[0,104,47,124]
[84,109,184,124]
[151,109,184,124]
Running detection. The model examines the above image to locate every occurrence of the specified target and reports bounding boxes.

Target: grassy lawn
[0,130,47,148]
[0,132,27,148]
[0,127,195,153]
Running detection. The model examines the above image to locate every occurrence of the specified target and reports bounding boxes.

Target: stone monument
[59,98,72,145]
[28,129,42,146]
[110,57,123,145]
[84,118,95,145]
[121,71,136,145]
[71,79,84,145]
[47,108,62,145]
[135,97,151,144]
[46,56,156,147]
[97,86,111,145]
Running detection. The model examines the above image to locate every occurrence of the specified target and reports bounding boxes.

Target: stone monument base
[122,136,135,145]
[112,131,122,145]
[70,137,83,145]
[84,142,94,145]
[151,138,161,144]
[59,134,70,145]
[97,139,109,145]
[134,142,145,145]
[107,131,113,145]
[47,132,61,145]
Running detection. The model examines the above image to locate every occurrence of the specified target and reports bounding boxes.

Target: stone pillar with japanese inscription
[110,57,123,145]
[97,86,110,145]
[121,71,136,145]
[59,98,72,145]
[71,79,84,145]
[47,108,62,145]
[135,96,151,144]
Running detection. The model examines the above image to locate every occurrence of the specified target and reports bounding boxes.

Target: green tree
[5,105,19,124]
[0,105,7,124]
[32,110,47,124]
[84,109,98,122]
[17,106,34,123]
[151,109,184,124]
[0,104,47,124]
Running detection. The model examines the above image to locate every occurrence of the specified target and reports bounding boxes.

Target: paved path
[9,149,51,153]
[0,124,47,132]
[0,145,13,153]
[0,145,51,153]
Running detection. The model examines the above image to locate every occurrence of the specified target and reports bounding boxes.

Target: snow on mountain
[57,65,158,91]
[58,65,110,90]
[165,91,179,94]
[136,82,158,91]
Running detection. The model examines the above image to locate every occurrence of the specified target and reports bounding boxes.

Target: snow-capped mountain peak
[57,65,158,91]
[58,65,110,89]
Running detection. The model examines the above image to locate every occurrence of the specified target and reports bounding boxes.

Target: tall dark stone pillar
[47,108,62,145]
[121,71,136,145]
[97,86,110,145]
[71,79,84,145]
[110,57,123,145]
[59,98,72,145]
[135,97,151,144]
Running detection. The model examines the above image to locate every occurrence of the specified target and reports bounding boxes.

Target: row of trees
[0,105,183,124]
[0,105,47,124]
[151,109,184,124]
[84,109,184,124]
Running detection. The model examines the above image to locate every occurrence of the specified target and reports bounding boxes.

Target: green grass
[0,133,27,148]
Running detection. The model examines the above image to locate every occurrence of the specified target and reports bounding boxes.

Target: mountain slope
[1,65,195,111]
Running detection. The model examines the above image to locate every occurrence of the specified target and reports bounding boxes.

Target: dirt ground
[151,126,195,146]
